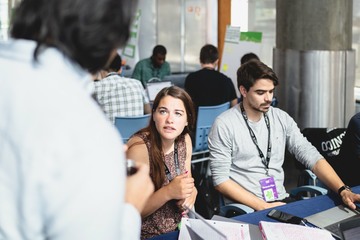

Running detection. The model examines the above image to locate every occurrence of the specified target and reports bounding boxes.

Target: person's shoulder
[350,112,360,122]
[268,107,294,122]
[215,105,239,122]
[185,70,201,81]
[220,72,233,82]
[127,134,147,150]
[121,76,142,85]
[134,58,149,67]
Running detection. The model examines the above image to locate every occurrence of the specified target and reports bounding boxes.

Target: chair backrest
[114,114,150,142]
[193,102,230,152]
[295,127,346,189]
[300,128,346,171]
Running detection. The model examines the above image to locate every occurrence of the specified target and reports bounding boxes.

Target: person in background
[127,86,197,239]
[94,53,151,123]
[208,60,360,211]
[239,52,278,107]
[132,45,171,88]
[184,44,238,111]
[240,52,260,65]
[0,0,154,239]
[338,112,360,187]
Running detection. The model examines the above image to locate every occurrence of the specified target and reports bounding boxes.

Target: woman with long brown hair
[127,86,197,239]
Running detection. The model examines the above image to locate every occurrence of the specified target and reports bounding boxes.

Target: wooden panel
[218,0,231,67]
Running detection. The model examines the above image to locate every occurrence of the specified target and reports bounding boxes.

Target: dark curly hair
[11,0,137,73]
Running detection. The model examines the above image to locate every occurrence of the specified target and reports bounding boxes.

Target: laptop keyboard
[325,222,342,238]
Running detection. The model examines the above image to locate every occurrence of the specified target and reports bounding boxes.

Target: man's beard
[251,101,271,113]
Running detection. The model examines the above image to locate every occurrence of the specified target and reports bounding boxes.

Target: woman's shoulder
[127,132,150,149]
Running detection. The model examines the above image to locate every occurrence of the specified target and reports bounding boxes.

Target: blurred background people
[339,112,360,187]
[184,44,237,111]
[94,53,151,123]
[240,52,260,65]
[132,44,171,88]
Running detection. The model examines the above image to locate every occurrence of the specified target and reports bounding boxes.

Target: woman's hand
[165,172,194,200]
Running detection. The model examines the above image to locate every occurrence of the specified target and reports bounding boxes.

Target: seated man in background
[132,45,171,88]
[94,53,151,123]
[208,60,360,211]
[184,44,238,111]
[338,112,360,187]
[240,52,260,65]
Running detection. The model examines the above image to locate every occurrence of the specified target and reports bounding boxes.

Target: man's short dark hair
[199,44,218,64]
[240,52,260,65]
[106,54,122,72]
[11,0,137,73]
[152,45,167,56]
[237,60,279,91]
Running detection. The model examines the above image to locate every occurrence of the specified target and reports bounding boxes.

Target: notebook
[146,81,172,101]
[178,207,250,240]
[305,205,360,239]
[259,221,333,240]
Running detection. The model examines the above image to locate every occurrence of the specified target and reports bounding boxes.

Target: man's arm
[216,180,285,211]
[312,159,360,210]
[131,62,142,81]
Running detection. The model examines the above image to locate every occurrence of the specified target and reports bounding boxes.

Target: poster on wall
[120,9,141,73]
[220,26,262,96]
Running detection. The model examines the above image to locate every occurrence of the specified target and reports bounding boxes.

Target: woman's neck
[162,140,175,154]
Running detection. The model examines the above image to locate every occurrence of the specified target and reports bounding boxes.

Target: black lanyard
[240,102,272,175]
[164,141,181,181]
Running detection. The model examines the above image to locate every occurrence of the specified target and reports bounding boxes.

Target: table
[148,186,360,240]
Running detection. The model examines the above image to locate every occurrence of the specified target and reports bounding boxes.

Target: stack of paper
[259,221,334,240]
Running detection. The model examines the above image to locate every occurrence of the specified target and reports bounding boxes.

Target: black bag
[192,162,220,219]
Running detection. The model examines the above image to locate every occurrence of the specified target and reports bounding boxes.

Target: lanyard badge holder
[240,102,278,201]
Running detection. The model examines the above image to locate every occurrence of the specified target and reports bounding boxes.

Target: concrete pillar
[274,0,355,129]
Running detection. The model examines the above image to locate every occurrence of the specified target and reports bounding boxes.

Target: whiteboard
[220,27,262,96]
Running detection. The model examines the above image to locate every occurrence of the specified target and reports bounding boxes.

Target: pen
[301,219,321,229]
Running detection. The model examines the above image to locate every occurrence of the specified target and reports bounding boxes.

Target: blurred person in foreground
[0,0,154,239]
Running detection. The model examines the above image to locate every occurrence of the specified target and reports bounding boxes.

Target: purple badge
[259,176,278,201]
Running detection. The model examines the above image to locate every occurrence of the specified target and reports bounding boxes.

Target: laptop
[146,81,172,102]
[305,205,360,239]
[339,217,360,240]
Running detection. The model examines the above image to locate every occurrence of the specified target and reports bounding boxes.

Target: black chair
[293,128,347,198]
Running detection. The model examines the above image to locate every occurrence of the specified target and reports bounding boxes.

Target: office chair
[191,102,230,219]
[114,114,150,143]
[218,194,254,218]
[192,102,230,163]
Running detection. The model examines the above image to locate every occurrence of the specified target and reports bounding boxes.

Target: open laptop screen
[146,81,172,102]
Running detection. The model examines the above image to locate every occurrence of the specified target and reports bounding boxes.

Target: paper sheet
[259,221,334,240]
[178,217,250,240]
